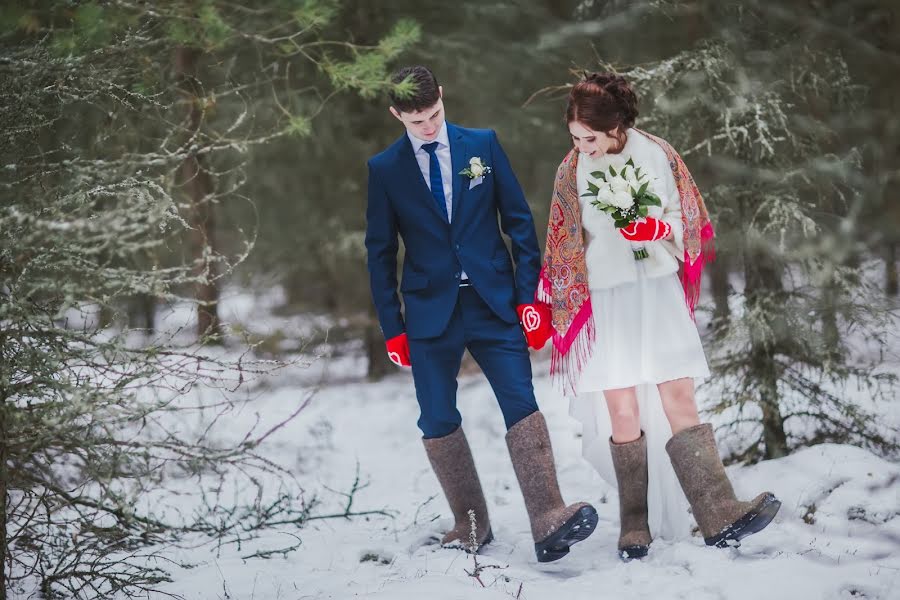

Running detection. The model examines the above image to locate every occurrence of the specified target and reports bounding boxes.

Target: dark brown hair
[389,65,440,113]
[566,72,639,138]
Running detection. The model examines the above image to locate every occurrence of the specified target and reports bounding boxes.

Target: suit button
[454,272,461,279]
[455,244,461,251]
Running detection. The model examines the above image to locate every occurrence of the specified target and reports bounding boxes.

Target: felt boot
[505,411,598,562]
[610,432,652,560]
[423,427,493,552]
[666,423,781,547]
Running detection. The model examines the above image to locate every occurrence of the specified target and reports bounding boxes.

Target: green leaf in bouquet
[638,205,649,217]
[625,157,635,168]
[638,181,649,196]
[591,201,613,215]
[635,167,642,179]
[587,181,600,194]
[614,218,631,228]
[590,171,607,181]
[609,165,618,177]
[644,192,661,206]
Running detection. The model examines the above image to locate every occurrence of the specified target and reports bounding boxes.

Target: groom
[365,65,597,562]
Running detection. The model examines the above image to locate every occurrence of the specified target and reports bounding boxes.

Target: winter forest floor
[122,288,900,600]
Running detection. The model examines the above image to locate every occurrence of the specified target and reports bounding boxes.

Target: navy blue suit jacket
[365,123,541,340]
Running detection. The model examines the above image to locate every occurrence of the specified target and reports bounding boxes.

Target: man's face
[390,88,445,142]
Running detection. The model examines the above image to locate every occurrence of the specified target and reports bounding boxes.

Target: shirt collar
[408,121,449,154]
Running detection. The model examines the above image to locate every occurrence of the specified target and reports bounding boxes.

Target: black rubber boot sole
[705,493,781,548]
[618,543,649,561]
[534,505,599,563]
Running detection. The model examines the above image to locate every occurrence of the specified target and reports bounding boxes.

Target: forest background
[2,1,898,598]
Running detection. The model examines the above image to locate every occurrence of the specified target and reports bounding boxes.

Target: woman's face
[568,121,620,158]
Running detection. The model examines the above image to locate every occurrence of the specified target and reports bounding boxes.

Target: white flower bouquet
[581,157,661,228]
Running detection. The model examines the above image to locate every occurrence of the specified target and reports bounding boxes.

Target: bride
[535,72,781,560]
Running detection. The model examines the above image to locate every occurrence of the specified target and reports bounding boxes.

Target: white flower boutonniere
[459,157,492,179]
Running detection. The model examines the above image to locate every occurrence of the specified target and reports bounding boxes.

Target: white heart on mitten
[520,305,541,332]
[388,351,402,366]
[620,220,643,237]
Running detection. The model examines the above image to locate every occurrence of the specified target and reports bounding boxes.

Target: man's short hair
[389,66,440,114]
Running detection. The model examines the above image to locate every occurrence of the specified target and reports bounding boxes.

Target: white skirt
[570,267,710,540]
[577,268,709,392]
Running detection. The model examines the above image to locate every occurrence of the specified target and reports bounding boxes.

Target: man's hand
[618,217,672,242]
[517,303,553,350]
[386,333,411,367]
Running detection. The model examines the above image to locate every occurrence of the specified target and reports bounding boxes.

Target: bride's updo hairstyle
[566,72,639,138]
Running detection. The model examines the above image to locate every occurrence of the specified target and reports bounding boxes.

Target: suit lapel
[396,135,448,223]
[448,123,467,230]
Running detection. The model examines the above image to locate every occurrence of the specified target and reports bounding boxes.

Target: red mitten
[618,217,672,242]
[517,303,553,350]
[385,333,411,367]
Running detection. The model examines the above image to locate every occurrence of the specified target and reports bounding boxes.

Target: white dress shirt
[407,122,454,222]
[408,122,467,280]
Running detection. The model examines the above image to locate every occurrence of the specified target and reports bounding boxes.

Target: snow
[146,337,899,599]
[29,287,900,599]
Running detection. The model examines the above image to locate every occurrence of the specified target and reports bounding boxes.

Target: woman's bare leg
[603,386,641,444]
[657,377,701,435]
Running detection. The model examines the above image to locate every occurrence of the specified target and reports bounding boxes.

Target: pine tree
[0,1,415,597]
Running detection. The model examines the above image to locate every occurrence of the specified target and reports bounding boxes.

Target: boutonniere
[459,157,492,179]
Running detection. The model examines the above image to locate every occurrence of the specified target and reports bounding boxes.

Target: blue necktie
[422,141,448,221]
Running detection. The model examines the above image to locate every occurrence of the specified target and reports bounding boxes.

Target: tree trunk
[887,242,898,296]
[821,278,842,360]
[98,304,116,330]
[750,327,790,460]
[127,293,156,332]
[1,401,7,600]
[366,309,394,381]
[743,241,789,459]
[141,292,156,333]
[174,45,221,340]
[758,375,789,459]
[709,250,731,335]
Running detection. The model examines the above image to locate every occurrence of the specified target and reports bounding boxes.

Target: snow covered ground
[51,287,900,599]
[145,325,899,599]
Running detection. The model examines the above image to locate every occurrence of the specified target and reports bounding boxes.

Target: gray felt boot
[666,423,781,548]
[505,411,598,562]
[422,427,493,552]
[610,432,652,560]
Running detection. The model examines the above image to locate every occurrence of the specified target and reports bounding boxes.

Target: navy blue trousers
[408,286,539,439]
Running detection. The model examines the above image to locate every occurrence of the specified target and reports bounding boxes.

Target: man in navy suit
[365,66,596,562]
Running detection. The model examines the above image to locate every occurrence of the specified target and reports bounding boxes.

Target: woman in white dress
[536,72,781,560]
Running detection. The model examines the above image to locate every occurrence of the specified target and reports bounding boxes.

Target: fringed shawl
[537,129,715,394]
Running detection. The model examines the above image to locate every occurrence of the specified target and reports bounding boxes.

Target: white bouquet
[581,157,661,228]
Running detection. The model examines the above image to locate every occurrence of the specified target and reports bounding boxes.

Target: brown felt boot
[505,411,598,562]
[422,427,493,552]
[666,423,781,548]
[610,432,652,560]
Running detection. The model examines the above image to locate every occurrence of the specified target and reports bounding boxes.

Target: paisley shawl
[537,129,715,394]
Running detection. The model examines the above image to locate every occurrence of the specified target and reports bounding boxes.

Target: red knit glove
[618,217,672,242]
[385,333,411,367]
[517,303,553,350]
